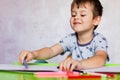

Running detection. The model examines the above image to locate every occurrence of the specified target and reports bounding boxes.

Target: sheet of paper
[0,64,59,72]
[82,66,120,73]
[1,64,120,73]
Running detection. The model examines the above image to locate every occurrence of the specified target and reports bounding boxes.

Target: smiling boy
[19,0,109,72]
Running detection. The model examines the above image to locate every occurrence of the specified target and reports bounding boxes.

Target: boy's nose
[74,15,80,20]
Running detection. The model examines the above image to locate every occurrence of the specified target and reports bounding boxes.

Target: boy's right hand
[18,50,35,64]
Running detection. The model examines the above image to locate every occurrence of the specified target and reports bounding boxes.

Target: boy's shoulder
[65,33,77,39]
[94,32,106,37]
[67,33,76,36]
[61,33,77,41]
[94,32,107,41]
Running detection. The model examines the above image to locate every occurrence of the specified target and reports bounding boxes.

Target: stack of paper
[0,64,59,72]
[82,66,120,73]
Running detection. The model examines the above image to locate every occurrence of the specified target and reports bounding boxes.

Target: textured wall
[0,0,120,64]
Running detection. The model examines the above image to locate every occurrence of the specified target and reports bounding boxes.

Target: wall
[0,0,120,64]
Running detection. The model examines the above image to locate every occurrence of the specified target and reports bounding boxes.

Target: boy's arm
[59,50,107,71]
[79,50,107,69]
[19,44,64,64]
[31,43,64,60]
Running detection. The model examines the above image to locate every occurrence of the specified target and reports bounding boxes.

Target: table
[0,63,120,80]
[1,70,120,80]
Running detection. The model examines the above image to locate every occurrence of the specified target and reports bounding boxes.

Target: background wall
[0,0,120,64]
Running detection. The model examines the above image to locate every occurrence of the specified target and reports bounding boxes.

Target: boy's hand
[18,50,35,64]
[59,58,82,72]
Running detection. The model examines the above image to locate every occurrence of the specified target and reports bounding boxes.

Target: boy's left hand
[59,57,81,72]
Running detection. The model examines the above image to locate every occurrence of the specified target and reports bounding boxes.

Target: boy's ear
[93,16,101,26]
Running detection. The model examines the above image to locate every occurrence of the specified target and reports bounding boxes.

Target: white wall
[97,0,120,63]
[0,0,120,64]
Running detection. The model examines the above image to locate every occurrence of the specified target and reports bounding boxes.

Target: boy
[19,0,108,72]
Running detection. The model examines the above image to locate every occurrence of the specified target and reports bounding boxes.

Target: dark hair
[71,0,103,30]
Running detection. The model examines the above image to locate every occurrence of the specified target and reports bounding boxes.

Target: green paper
[105,64,120,66]
[13,62,58,66]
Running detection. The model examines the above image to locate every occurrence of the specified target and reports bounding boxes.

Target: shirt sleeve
[58,35,71,53]
[94,33,109,61]
[94,34,108,53]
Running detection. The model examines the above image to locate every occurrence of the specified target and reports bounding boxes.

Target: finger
[66,59,75,71]
[66,59,73,71]
[18,50,24,64]
[59,61,64,71]
[70,60,80,72]
[62,58,71,71]
[19,50,28,64]
[70,63,76,72]
[26,52,34,62]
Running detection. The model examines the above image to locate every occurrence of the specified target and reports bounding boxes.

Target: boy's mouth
[73,22,81,25]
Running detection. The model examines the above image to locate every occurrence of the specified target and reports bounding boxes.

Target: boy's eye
[81,14,86,17]
[71,15,76,17]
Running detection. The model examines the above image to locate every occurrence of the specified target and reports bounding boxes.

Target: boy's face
[70,3,101,33]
